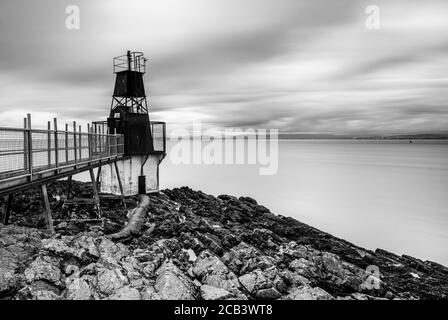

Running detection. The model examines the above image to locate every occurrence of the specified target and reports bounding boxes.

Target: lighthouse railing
[150,121,166,154]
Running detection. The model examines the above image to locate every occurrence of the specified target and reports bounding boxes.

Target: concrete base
[99,155,163,196]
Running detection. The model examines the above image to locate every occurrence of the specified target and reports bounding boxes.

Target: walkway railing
[0,114,124,183]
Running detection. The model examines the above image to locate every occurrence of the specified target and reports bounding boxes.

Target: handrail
[0,115,124,185]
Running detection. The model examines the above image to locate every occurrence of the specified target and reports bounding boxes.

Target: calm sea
[160,139,448,265]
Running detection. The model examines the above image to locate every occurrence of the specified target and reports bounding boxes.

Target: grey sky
[0,0,447,135]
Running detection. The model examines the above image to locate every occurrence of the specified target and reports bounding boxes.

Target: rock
[24,256,63,287]
[286,285,334,300]
[142,286,162,300]
[66,277,93,300]
[97,267,128,296]
[222,242,260,274]
[97,238,130,266]
[289,258,318,279]
[238,269,273,295]
[281,269,311,287]
[1,183,448,301]
[200,285,233,300]
[193,250,242,294]
[0,224,42,298]
[256,287,282,300]
[16,284,61,300]
[155,261,196,300]
[222,242,276,275]
[182,248,197,262]
[108,286,141,300]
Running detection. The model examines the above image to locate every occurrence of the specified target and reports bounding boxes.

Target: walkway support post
[114,161,126,209]
[89,168,102,218]
[66,175,72,200]
[2,194,13,225]
[41,184,54,234]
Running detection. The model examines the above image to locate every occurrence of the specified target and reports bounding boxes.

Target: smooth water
[160,139,448,265]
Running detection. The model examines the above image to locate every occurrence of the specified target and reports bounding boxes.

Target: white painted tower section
[99,154,163,196]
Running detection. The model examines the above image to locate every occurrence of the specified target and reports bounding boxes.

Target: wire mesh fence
[0,125,124,180]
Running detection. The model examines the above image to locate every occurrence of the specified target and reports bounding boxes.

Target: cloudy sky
[0,0,448,135]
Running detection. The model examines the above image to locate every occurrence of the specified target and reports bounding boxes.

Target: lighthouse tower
[99,51,166,195]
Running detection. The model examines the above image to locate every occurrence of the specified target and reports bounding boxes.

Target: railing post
[65,124,69,163]
[73,121,77,164]
[27,114,33,180]
[47,121,51,167]
[98,125,102,159]
[79,125,82,160]
[87,124,92,161]
[53,118,59,170]
[23,118,28,172]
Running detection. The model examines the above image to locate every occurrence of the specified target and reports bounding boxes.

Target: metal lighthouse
[99,51,166,196]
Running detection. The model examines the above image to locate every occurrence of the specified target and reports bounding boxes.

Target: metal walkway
[0,114,166,232]
[0,114,127,196]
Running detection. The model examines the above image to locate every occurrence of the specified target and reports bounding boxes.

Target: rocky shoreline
[1,181,447,300]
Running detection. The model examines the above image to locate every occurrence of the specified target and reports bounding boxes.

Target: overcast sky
[0,0,448,135]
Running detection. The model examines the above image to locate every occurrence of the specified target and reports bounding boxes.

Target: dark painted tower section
[107,51,154,155]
